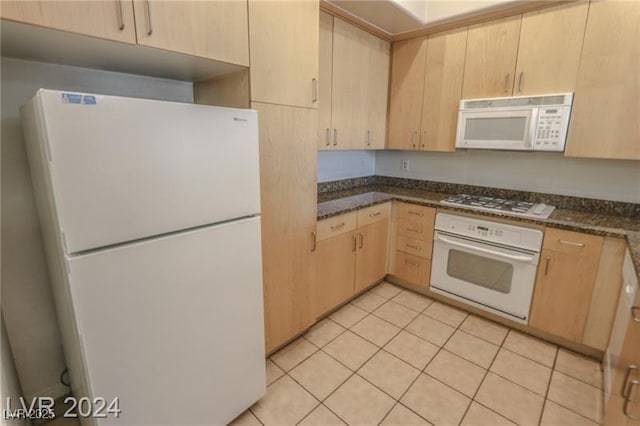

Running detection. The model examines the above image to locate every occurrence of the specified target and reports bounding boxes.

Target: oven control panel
[532,106,571,152]
[435,213,543,252]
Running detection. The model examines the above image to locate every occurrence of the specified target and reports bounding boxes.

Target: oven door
[430,230,540,323]
[455,108,537,150]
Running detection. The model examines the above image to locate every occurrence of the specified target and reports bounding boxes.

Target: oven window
[464,117,527,141]
[446,249,514,293]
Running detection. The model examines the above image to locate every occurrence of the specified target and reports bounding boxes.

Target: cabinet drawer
[397,236,433,259]
[317,212,357,241]
[543,228,603,257]
[394,251,431,288]
[397,202,436,223]
[397,218,432,242]
[357,202,391,227]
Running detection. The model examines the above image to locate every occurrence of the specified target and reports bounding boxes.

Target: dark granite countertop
[317,184,640,280]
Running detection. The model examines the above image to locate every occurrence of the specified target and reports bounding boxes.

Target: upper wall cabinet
[318,14,390,150]
[132,1,249,65]
[248,0,319,108]
[514,2,588,96]
[565,1,640,160]
[462,3,588,99]
[461,16,521,99]
[388,28,467,151]
[0,1,137,44]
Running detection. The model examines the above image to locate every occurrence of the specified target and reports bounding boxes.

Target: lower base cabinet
[316,203,391,317]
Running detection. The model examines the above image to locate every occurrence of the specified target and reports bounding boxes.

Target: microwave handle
[434,232,537,263]
[528,108,539,149]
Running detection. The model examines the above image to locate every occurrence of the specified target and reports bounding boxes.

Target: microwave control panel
[533,107,570,151]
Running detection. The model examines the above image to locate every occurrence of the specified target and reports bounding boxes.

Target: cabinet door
[355,219,390,293]
[365,33,390,150]
[462,15,521,99]
[421,28,467,152]
[318,12,334,150]
[0,0,137,44]
[388,37,427,150]
[252,102,318,353]
[565,1,640,160]
[529,229,603,343]
[249,0,319,109]
[514,2,588,96]
[133,0,249,65]
[316,232,356,317]
[331,18,369,150]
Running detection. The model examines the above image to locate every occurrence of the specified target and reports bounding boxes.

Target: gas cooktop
[440,194,556,219]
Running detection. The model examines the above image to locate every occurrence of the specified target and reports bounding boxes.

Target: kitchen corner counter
[317,184,640,280]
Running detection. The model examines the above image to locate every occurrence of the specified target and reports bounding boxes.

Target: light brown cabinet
[0,0,137,44]
[529,228,603,343]
[253,102,318,353]
[132,1,249,65]
[391,202,436,288]
[315,204,391,317]
[388,28,467,151]
[565,1,640,160]
[1,0,249,65]
[249,0,319,109]
[319,14,390,150]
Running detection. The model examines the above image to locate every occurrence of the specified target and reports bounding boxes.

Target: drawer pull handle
[623,365,639,398]
[330,223,345,230]
[369,211,382,217]
[407,228,423,234]
[632,306,640,323]
[558,239,586,248]
[406,244,421,250]
[408,211,424,216]
[624,381,640,419]
[405,260,420,267]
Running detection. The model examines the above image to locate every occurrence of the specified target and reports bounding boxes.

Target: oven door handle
[435,233,537,263]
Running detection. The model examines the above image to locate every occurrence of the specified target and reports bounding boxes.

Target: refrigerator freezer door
[30,89,260,253]
[67,217,265,425]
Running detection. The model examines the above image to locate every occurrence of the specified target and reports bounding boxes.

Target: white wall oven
[430,213,544,324]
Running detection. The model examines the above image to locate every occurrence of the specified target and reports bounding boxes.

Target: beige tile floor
[233,282,604,426]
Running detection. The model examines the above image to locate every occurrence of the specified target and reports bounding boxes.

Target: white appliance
[455,93,573,151]
[430,213,543,324]
[21,89,266,425]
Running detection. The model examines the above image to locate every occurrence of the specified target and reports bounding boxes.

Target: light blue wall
[318,150,376,182]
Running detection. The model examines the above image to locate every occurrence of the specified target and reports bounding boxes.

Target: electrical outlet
[401,159,410,172]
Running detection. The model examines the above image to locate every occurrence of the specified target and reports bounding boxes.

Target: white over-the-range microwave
[455,93,573,152]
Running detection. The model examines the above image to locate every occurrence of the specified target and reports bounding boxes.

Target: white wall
[318,150,376,182]
[1,57,193,400]
[376,150,640,203]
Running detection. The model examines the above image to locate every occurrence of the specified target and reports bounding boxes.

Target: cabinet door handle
[624,381,640,420]
[406,243,421,250]
[333,129,338,146]
[408,210,423,217]
[405,259,420,267]
[544,256,551,275]
[407,227,423,234]
[359,232,364,249]
[311,231,317,252]
[366,130,371,147]
[369,211,381,217]
[558,239,586,248]
[325,128,330,147]
[518,72,524,93]
[412,130,417,149]
[312,78,318,103]
[421,130,426,149]
[117,0,125,30]
[352,234,357,252]
[623,365,639,398]
[504,73,510,93]
[145,0,153,35]
[330,222,345,230]
[632,306,640,323]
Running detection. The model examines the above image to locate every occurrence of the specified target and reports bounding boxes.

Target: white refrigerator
[21,89,266,425]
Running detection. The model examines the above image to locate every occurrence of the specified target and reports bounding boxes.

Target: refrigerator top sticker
[61,93,97,105]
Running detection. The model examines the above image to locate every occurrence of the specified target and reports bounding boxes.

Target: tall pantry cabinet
[247,1,320,353]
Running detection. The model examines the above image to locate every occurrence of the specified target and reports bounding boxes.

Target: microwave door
[456,109,534,150]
